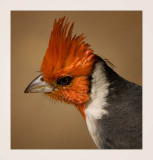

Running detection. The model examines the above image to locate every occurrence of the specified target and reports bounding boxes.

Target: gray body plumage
[85,57,142,149]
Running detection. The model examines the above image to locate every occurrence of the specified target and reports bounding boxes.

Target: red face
[45,75,90,105]
[25,17,97,119]
[40,17,97,106]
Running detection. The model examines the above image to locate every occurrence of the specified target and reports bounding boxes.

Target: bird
[24,17,142,149]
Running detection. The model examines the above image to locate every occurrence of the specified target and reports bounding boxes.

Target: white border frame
[0,0,153,160]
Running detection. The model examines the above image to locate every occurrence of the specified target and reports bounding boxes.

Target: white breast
[85,62,109,148]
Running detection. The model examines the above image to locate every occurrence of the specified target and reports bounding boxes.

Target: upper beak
[24,74,55,93]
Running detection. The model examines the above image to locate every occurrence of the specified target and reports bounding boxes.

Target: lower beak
[24,74,55,93]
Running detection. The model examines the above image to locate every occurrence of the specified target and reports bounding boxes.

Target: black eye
[57,76,73,86]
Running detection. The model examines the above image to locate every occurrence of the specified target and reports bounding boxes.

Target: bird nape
[24,17,142,149]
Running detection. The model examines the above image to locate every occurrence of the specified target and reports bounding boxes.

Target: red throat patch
[41,17,97,119]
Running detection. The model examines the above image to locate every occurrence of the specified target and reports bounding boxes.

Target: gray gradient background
[11,11,142,149]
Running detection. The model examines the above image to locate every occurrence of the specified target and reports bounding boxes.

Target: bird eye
[57,76,73,86]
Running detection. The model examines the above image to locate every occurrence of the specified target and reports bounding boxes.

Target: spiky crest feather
[41,17,96,83]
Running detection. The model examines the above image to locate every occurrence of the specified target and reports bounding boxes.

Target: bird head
[24,17,98,118]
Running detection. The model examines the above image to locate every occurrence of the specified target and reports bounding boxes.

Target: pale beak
[24,74,55,93]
